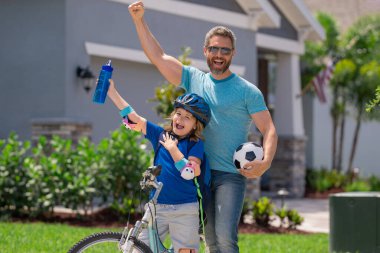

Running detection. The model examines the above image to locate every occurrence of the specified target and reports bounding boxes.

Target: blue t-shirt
[180,66,267,173]
[145,121,204,204]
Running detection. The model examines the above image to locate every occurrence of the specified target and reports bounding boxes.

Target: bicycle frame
[121,166,174,253]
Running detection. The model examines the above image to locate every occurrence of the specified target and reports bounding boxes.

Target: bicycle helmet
[174,93,211,126]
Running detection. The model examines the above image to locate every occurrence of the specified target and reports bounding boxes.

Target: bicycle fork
[120,219,148,253]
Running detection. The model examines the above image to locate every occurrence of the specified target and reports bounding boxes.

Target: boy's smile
[172,108,197,137]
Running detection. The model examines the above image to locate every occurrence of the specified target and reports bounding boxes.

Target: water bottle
[92,60,113,104]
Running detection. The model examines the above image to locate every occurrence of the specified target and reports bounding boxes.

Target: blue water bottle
[92,60,113,104]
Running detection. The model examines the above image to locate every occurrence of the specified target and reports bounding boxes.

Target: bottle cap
[102,60,113,72]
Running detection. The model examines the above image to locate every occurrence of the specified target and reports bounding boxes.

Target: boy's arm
[128,1,183,86]
[107,79,147,135]
[159,132,201,177]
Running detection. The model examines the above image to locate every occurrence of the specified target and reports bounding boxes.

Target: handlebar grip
[150,165,162,177]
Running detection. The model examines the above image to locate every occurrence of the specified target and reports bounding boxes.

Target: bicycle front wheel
[67,231,152,253]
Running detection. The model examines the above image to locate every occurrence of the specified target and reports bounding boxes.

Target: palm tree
[329,59,356,171]
[346,61,380,171]
[366,86,380,112]
[341,15,380,171]
[301,12,343,170]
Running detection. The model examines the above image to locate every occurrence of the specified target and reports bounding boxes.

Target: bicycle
[67,165,197,253]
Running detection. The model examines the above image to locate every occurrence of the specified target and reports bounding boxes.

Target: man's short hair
[204,26,236,49]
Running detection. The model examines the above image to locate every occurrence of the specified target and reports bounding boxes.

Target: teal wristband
[175,158,189,171]
[119,106,134,118]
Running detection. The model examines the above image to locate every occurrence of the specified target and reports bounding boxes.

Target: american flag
[312,61,335,103]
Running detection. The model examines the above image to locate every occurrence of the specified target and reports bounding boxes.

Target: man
[128,2,278,253]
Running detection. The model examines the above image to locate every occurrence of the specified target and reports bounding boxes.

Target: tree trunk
[332,114,338,169]
[331,86,339,170]
[348,106,363,171]
[337,100,346,171]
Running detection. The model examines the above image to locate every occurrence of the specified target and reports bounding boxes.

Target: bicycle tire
[67,231,152,253]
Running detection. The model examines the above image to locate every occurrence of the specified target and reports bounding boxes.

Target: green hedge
[306,168,380,193]
[0,127,152,219]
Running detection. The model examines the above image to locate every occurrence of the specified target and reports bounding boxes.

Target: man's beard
[207,57,231,75]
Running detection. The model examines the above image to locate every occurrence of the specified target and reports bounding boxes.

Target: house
[0,0,325,197]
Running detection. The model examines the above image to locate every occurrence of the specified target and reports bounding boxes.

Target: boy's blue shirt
[145,121,204,204]
[180,65,268,173]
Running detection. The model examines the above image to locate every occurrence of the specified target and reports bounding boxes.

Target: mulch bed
[304,188,344,199]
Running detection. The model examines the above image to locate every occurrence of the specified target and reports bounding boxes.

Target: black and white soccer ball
[233,142,263,169]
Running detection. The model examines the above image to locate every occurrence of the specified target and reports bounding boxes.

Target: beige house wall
[304,0,380,32]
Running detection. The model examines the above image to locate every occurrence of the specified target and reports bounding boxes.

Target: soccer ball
[233,142,263,169]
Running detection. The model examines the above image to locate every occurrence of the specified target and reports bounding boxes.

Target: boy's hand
[159,132,178,152]
[128,1,145,22]
[188,159,201,177]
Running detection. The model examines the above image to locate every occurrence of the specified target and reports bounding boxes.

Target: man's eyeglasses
[207,46,233,56]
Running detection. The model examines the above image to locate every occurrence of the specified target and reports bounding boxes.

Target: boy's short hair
[204,26,236,49]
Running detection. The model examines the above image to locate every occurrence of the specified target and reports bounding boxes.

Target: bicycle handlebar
[140,165,162,190]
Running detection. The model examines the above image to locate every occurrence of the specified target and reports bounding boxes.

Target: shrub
[252,197,274,227]
[97,126,152,217]
[306,169,332,192]
[64,137,103,214]
[326,169,347,189]
[0,133,31,217]
[287,209,304,229]
[368,175,380,191]
[344,180,371,192]
[23,136,101,217]
[0,126,153,219]
[275,206,288,228]
[306,168,347,193]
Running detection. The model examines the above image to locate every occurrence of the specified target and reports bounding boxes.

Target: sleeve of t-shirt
[180,65,197,92]
[245,83,268,114]
[188,140,204,162]
[145,121,164,150]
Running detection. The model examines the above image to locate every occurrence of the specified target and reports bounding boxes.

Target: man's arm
[129,1,183,85]
[239,110,278,179]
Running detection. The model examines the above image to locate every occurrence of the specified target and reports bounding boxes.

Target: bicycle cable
[125,189,144,233]
[146,192,168,251]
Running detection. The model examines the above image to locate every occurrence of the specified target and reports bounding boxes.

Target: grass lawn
[0,222,328,253]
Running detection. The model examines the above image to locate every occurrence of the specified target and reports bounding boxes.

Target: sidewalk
[271,198,329,233]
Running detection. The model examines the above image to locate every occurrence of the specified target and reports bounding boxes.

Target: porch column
[274,53,304,136]
[270,53,307,198]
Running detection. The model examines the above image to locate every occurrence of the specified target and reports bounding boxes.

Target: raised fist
[128,1,145,22]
